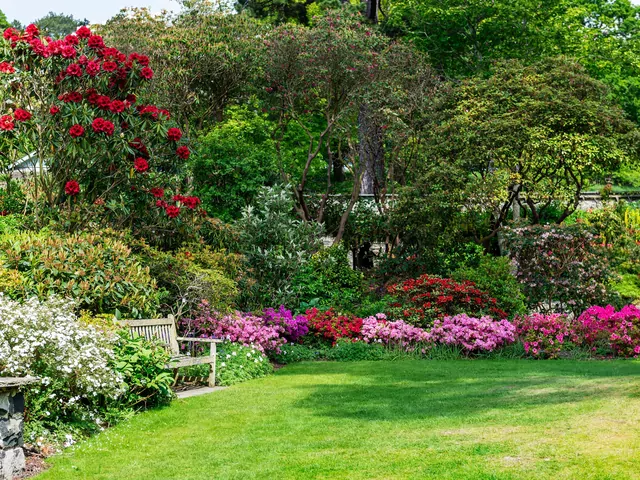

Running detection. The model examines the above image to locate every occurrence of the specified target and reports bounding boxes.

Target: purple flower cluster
[262,305,309,342]
[429,314,516,352]
[361,313,430,350]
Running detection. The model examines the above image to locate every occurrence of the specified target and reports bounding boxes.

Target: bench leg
[208,342,217,387]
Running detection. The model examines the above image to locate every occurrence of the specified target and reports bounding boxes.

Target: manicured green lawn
[39,360,640,479]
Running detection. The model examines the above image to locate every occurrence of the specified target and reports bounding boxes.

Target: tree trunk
[358,104,385,196]
[365,0,379,23]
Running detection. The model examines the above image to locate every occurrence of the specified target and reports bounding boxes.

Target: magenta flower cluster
[361,313,430,350]
[262,305,309,342]
[576,305,640,356]
[429,314,516,352]
[514,313,572,358]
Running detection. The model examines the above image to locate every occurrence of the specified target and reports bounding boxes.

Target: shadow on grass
[283,360,640,422]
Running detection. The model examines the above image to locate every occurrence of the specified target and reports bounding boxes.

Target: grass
[39,360,640,480]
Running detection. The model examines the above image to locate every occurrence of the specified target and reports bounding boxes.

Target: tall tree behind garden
[398,57,639,251]
[34,12,89,38]
[102,1,266,135]
[384,0,640,123]
[0,9,9,30]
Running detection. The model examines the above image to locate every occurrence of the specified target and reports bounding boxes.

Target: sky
[1,0,180,25]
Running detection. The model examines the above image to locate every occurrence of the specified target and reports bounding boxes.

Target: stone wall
[0,378,36,480]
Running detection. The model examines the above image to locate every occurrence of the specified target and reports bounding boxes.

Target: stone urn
[0,377,38,480]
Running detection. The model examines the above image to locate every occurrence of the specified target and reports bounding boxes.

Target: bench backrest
[118,316,179,354]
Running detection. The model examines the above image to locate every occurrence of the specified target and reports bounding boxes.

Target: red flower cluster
[109,100,125,113]
[0,62,15,74]
[167,128,182,142]
[64,180,80,196]
[140,67,154,79]
[13,109,31,121]
[305,308,363,345]
[150,188,164,198]
[386,275,507,328]
[134,158,149,173]
[165,205,180,218]
[50,106,60,115]
[66,63,82,77]
[59,91,83,103]
[76,26,91,39]
[0,115,14,131]
[92,117,115,136]
[69,124,85,138]
[176,145,190,159]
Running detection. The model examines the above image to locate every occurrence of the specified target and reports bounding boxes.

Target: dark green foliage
[452,255,526,318]
[235,185,324,309]
[216,342,273,386]
[293,243,365,309]
[270,343,328,364]
[192,106,279,221]
[0,9,9,30]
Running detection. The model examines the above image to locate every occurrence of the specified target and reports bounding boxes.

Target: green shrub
[111,330,174,410]
[216,342,273,386]
[325,339,387,361]
[294,243,365,309]
[0,230,159,317]
[452,255,526,317]
[270,344,328,364]
[191,105,279,221]
[134,242,240,316]
[0,214,24,234]
[236,185,324,309]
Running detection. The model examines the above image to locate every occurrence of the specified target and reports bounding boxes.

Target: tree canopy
[34,12,89,38]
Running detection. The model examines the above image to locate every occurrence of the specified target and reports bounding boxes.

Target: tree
[263,12,387,231]
[34,12,89,38]
[0,10,9,30]
[102,2,265,134]
[384,0,640,123]
[421,57,638,243]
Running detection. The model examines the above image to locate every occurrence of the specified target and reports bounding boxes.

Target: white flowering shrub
[0,295,125,441]
[216,342,273,386]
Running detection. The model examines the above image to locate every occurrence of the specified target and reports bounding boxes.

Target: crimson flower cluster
[386,275,507,328]
[1,24,196,224]
[305,308,363,346]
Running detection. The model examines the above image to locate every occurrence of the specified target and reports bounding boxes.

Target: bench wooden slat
[117,315,217,387]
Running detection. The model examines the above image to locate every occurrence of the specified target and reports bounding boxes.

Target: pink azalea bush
[182,302,285,353]
[576,305,640,356]
[429,314,515,352]
[514,313,572,358]
[360,313,430,350]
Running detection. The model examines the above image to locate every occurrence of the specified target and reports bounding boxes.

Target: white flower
[232,351,237,356]
[221,362,226,367]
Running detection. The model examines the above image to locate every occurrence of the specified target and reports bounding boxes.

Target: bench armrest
[176,337,223,343]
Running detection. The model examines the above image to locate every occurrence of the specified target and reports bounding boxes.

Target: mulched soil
[16,452,50,479]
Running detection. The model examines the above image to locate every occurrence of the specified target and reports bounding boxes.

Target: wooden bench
[118,316,222,387]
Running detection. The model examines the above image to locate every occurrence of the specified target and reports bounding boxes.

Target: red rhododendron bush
[385,274,508,328]
[0,24,200,242]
